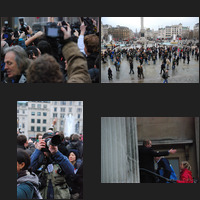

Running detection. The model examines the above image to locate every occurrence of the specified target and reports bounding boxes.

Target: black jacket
[139,146,169,172]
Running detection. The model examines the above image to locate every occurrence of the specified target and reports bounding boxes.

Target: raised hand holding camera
[35,139,46,150]
[61,23,71,40]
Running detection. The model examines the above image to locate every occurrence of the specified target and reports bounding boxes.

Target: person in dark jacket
[139,140,176,183]
[17,149,42,199]
[30,133,74,199]
[17,134,35,156]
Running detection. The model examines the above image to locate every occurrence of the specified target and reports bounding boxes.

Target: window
[69,107,72,112]
[69,101,73,106]
[78,114,81,119]
[61,101,66,105]
[37,104,41,108]
[31,112,35,116]
[42,127,46,132]
[53,113,57,118]
[54,107,57,112]
[43,119,47,124]
[31,104,35,108]
[31,126,35,131]
[31,119,35,123]
[54,101,57,105]
[43,104,47,109]
[43,112,47,116]
[60,114,65,118]
[77,108,82,113]
[79,101,82,106]
[60,107,65,112]
[37,112,41,116]
[37,119,41,123]
[37,127,41,132]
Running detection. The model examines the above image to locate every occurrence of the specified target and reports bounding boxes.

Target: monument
[138,17,148,46]
[140,17,145,38]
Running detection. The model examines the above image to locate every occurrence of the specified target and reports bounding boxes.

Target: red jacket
[176,168,193,183]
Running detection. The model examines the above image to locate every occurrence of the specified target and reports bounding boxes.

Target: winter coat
[62,40,91,83]
[176,168,193,183]
[30,149,74,199]
[17,170,42,199]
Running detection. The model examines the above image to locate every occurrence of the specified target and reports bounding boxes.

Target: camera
[3,21,13,41]
[81,17,96,35]
[41,133,62,152]
[19,17,29,35]
[44,22,64,38]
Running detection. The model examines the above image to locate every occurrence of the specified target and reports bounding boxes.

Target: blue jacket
[30,149,74,175]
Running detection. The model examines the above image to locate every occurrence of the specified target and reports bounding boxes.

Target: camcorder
[41,133,62,152]
[19,17,29,35]
[2,21,13,41]
[44,22,64,38]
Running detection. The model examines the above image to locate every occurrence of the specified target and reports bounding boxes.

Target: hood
[17,171,39,187]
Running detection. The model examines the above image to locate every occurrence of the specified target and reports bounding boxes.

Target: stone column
[101,117,140,183]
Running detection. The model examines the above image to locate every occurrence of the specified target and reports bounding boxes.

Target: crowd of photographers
[17,122,83,199]
[1,17,99,83]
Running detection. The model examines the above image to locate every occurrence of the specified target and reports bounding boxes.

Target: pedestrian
[166,58,170,70]
[108,67,113,80]
[176,56,179,66]
[172,58,176,70]
[187,55,190,64]
[152,54,156,64]
[129,61,134,74]
[137,64,144,79]
[160,62,165,75]
[162,70,169,83]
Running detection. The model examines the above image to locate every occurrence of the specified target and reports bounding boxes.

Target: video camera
[41,133,62,152]
[19,17,29,35]
[2,21,13,40]
[44,22,64,38]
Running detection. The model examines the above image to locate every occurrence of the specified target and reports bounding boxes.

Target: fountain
[64,114,75,137]
[170,34,178,44]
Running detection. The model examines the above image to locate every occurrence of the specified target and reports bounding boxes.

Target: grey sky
[101,17,199,32]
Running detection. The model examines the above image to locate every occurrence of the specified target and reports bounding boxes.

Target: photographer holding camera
[30,132,74,199]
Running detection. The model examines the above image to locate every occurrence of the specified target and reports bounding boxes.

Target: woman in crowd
[17,148,42,199]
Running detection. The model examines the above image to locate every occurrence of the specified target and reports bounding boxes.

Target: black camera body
[44,22,64,38]
[3,21,13,41]
[19,17,29,35]
[81,17,95,35]
[42,133,62,152]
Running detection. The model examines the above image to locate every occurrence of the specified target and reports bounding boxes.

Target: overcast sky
[101,17,199,32]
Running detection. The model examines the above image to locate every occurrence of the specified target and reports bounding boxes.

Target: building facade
[17,101,83,139]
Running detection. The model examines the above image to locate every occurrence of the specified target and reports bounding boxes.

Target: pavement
[101,54,199,83]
